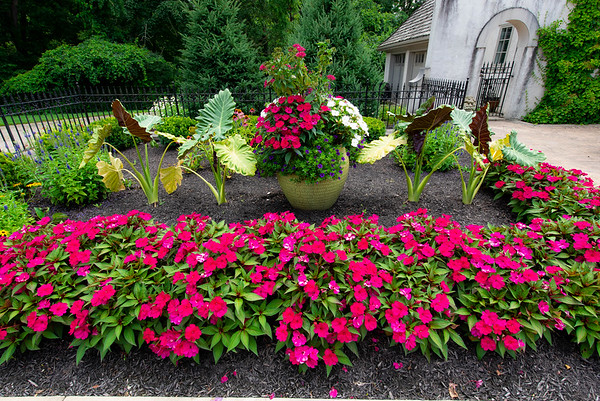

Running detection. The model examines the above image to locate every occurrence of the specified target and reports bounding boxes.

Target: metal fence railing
[0,79,468,152]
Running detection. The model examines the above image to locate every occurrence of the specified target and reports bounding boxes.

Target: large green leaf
[79,124,112,168]
[155,131,187,145]
[502,131,547,166]
[357,133,407,164]
[469,103,491,155]
[177,131,206,159]
[159,163,183,194]
[451,108,474,133]
[196,89,236,142]
[111,100,152,143]
[135,114,162,130]
[214,134,257,176]
[405,105,454,155]
[97,153,125,192]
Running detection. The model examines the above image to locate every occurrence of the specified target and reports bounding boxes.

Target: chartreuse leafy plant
[451,104,547,204]
[80,100,183,206]
[358,98,459,202]
[177,89,256,205]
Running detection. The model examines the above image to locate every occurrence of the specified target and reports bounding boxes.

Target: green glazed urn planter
[276,148,349,211]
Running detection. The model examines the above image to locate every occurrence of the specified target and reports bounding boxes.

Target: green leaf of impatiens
[357,133,407,164]
[502,131,547,166]
[79,124,112,167]
[196,89,236,142]
[159,163,183,194]
[111,99,152,143]
[97,153,125,192]
[214,134,257,176]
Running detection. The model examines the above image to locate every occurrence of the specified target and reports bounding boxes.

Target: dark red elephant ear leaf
[469,103,491,155]
[405,105,453,156]
[111,99,152,143]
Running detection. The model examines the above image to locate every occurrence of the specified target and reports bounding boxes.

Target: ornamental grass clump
[252,42,369,183]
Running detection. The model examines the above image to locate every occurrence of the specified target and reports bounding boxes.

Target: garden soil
[2,145,600,401]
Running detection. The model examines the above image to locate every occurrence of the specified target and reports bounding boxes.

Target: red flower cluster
[253,95,321,150]
[471,310,525,352]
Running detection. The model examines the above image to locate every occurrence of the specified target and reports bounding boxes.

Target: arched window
[494,26,513,64]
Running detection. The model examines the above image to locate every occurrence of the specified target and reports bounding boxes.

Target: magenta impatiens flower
[481,336,496,351]
[90,284,116,307]
[323,348,338,366]
[208,296,228,318]
[184,324,202,342]
[329,387,338,398]
[36,283,53,297]
[26,311,48,332]
[49,302,68,316]
[431,293,450,312]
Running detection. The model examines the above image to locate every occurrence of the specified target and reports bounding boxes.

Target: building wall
[383,40,429,90]
[426,0,570,118]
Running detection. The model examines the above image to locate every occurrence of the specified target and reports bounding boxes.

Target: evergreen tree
[180,0,260,92]
[290,0,382,88]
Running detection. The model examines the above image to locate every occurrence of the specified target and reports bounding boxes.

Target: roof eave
[377,35,430,52]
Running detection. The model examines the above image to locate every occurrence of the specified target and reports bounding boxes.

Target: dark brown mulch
[3,145,599,401]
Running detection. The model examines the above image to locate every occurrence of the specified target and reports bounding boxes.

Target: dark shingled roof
[378,0,434,51]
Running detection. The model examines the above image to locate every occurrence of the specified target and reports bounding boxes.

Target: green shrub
[40,152,109,207]
[0,153,23,188]
[0,191,33,234]
[35,126,92,156]
[155,115,197,146]
[87,118,136,150]
[1,37,176,95]
[363,116,386,140]
[231,114,258,143]
[377,102,406,126]
[28,126,111,207]
[394,122,462,172]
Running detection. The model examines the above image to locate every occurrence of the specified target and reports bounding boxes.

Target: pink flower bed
[1,200,599,369]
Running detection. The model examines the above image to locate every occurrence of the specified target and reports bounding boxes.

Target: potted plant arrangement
[251,42,369,210]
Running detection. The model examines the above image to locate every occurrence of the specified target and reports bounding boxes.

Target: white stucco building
[378,0,570,119]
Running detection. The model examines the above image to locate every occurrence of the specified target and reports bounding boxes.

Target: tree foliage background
[0,0,421,92]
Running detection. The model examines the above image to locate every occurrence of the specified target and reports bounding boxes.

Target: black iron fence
[476,62,513,117]
[0,79,468,151]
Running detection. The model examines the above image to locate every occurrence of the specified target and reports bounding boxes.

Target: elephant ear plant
[358,98,458,202]
[80,100,183,206]
[451,104,547,204]
[177,89,256,204]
